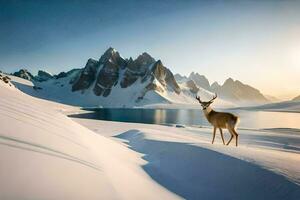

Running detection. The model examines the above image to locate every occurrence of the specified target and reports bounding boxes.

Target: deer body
[196,95,239,146]
[203,108,238,129]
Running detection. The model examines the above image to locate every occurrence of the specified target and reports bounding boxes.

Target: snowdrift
[0,76,179,199]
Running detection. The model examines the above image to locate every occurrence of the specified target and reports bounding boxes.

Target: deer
[196,94,239,146]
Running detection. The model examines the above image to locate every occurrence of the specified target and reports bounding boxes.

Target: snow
[1,77,300,199]
[0,80,179,199]
[73,118,300,199]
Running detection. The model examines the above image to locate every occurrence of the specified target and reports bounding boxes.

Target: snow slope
[0,77,180,199]
[74,119,300,200]
[1,75,300,199]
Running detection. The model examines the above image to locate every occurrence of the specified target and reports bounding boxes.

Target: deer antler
[196,96,202,103]
[209,93,217,102]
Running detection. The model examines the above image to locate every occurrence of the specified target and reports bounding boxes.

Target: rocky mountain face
[13,69,35,81]
[71,47,180,99]
[11,48,270,106]
[10,48,181,106]
[150,60,181,94]
[72,58,99,92]
[57,69,81,80]
[93,48,127,97]
[121,52,155,88]
[35,70,53,82]
[0,73,12,86]
[13,69,54,82]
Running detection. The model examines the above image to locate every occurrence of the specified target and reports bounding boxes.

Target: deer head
[196,93,217,110]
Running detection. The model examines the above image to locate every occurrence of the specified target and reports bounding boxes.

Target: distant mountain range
[175,72,269,104]
[9,47,270,107]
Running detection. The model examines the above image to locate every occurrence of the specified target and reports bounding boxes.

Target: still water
[69,108,300,129]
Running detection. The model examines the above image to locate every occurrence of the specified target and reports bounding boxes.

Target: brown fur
[196,95,239,146]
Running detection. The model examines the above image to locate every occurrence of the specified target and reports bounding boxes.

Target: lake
[69,108,300,130]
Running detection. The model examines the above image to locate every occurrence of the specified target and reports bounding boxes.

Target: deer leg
[232,129,239,147]
[219,128,225,145]
[226,128,234,146]
[212,127,216,144]
[226,135,233,145]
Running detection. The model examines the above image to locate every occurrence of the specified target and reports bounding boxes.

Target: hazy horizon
[1,0,299,99]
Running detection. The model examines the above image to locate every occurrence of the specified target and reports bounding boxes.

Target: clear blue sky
[1,0,299,98]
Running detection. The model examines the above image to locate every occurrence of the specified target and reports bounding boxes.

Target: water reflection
[69,108,300,130]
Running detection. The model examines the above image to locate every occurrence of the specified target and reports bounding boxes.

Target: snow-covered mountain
[35,70,53,82]
[212,78,269,105]
[174,74,188,83]
[11,48,224,108]
[175,73,269,105]
[13,69,35,81]
[188,72,211,91]
[12,69,54,82]
[10,47,268,107]
[71,48,181,99]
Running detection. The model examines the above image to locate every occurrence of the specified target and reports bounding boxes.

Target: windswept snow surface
[1,77,300,200]
[0,80,179,199]
[74,119,300,200]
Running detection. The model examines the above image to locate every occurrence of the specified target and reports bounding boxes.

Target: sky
[0,0,300,99]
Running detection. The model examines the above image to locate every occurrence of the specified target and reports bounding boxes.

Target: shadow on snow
[115,130,300,200]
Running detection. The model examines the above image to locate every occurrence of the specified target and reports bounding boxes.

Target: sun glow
[289,45,300,70]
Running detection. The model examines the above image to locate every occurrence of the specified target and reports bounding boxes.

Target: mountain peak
[38,70,52,76]
[189,72,203,77]
[188,72,210,91]
[87,58,98,64]
[13,69,35,81]
[214,77,268,104]
[211,81,220,90]
[135,52,155,66]
[105,47,117,53]
[99,47,121,63]
[156,60,163,65]
[151,60,163,74]
[150,60,181,94]
[141,52,152,57]
[224,78,235,85]
[72,58,100,91]
[36,70,53,82]
[98,47,126,70]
